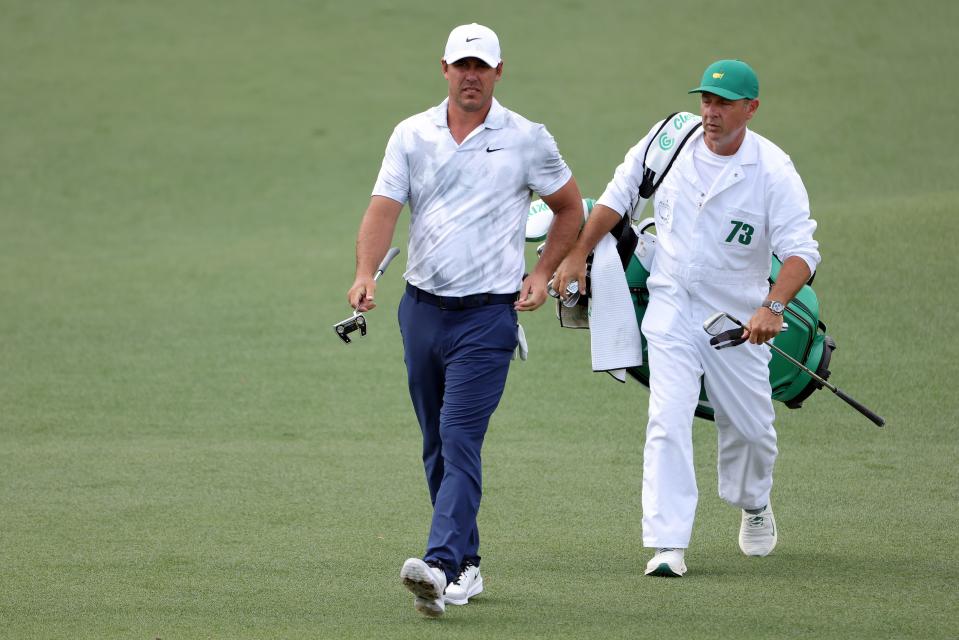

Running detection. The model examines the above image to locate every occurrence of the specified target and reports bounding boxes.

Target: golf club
[703,311,885,427]
[334,247,400,344]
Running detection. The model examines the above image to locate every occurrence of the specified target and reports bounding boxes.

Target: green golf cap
[689,59,759,100]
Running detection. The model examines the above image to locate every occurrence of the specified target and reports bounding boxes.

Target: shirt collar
[737,129,759,165]
[429,97,506,130]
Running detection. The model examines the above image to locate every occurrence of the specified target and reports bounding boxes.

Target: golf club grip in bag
[834,387,886,427]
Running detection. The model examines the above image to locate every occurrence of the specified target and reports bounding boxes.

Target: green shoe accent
[647,563,683,578]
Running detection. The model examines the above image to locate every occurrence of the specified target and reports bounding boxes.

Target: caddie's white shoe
[400,558,447,618]
[644,548,687,577]
[444,560,483,605]
[739,504,778,556]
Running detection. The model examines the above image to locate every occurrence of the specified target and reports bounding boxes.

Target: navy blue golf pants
[398,289,518,583]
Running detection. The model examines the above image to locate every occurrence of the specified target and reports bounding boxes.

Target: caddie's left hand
[515,271,548,311]
[744,306,784,345]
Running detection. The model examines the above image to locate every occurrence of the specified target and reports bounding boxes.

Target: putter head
[333,313,367,344]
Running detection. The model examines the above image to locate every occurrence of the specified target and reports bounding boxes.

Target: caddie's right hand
[347,276,377,312]
[552,251,588,302]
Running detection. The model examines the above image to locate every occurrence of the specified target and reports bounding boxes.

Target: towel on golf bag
[556,300,589,328]
[589,233,643,382]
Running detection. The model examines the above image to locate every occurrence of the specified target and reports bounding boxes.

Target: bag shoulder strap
[638,112,703,199]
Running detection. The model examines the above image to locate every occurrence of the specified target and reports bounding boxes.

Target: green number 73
[725,220,755,245]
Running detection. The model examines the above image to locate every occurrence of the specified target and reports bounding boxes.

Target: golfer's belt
[406,283,518,310]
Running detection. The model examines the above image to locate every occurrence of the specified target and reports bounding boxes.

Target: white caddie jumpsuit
[597,122,820,549]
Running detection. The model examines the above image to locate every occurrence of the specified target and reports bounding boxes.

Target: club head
[709,328,748,349]
[702,311,728,335]
[703,311,743,336]
[703,311,742,337]
[547,278,580,307]
[333,313,367,344]
[704,311,747,349]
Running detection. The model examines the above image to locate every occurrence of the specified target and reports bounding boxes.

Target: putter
[334,247,400,344]
[703,311,885,427]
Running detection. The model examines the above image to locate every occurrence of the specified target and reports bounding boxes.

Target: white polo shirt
[372,97,572,296]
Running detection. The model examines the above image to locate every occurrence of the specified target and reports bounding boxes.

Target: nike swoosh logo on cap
[466,37,481,42]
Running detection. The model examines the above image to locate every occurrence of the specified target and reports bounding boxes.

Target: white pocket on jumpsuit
[654,188,677,232]
[714,210,766,270]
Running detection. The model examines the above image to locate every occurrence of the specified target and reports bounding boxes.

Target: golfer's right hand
[348,277,377,312]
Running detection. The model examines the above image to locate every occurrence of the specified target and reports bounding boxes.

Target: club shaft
[766,342,836,392]
[767,341,885,428]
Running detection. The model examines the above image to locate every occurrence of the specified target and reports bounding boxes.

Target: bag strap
[638,113,703,199]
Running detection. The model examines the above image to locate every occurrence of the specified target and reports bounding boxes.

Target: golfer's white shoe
[739,504,778,556]
[644,548,687,577]
[400,558,447,618]
[444,560,483,605]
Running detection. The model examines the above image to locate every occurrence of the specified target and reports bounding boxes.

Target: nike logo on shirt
[486,147,504,153]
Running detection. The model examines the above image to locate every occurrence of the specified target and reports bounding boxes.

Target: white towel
[589,233,643,382]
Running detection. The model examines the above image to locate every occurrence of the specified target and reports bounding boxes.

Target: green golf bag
[622,231,835,421]
[526,197,835,420]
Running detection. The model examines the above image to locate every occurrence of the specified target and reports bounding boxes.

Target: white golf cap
[443,23,501,67]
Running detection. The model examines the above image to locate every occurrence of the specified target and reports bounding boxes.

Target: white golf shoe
[400,558,447,618]
[644,548,687,577]
[739,504,778,556]
[444,560,483,605]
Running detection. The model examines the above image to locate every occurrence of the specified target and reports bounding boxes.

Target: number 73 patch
[725,220,755,245]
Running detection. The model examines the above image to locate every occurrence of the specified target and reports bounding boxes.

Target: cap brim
[444,50,500,67]
[688,86,748,100]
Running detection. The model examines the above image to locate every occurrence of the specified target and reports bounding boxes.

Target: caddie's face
[700,92,759,154]
[442,57,502,113]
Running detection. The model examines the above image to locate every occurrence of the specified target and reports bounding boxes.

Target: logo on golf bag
[673,112,695,129]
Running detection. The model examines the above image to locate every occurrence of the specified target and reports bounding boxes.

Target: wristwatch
[762,300,785,316]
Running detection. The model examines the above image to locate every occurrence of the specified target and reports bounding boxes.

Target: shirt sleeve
[767,162,820,275]
[595,121,662,218]
[371,125,410,205]
[528,124,572,197]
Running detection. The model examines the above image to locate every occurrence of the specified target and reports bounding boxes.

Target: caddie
[553,59,820,576]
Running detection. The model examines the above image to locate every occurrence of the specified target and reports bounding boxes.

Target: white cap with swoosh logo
[443,23,501,68]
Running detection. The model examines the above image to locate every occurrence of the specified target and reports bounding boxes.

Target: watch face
[770,301,785,314]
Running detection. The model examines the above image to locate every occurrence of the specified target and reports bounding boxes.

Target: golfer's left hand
[744,307,784,345]
[515,272,548,311]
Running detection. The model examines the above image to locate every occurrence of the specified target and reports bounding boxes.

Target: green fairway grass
[2,1,957,638]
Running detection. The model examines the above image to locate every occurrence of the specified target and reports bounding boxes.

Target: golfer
[346,23,583,615]
[554,60,819,576]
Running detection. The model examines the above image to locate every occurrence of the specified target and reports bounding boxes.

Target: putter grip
[835,387,886,428]
[375,247,401,279]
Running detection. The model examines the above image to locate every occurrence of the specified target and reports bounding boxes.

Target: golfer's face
[443,58,502,112]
